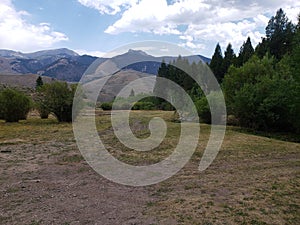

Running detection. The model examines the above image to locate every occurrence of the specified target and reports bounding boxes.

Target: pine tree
[36,76,44,89]
[222,43,236,80]
[265,8,295,59]
[129,89,135,97]
[209,43,224,82]
[237,37,254,67]
[154,60,169,108]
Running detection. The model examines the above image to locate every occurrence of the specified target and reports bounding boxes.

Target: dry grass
[0,110,299,224]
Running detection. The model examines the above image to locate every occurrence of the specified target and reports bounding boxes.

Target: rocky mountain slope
[0,48,210,82]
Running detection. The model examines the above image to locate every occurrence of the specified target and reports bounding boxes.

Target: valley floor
[0,111,299,225]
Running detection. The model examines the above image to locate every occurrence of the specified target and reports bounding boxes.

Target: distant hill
[0,48,78,59]
[84,69,155,102]
[0,48,98,82]
[115,49,210,75]
[0,48,210,82]
[0,74,56,89]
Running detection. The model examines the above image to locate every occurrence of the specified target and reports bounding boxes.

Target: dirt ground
[0,111,299,225]
[0,142,160,225]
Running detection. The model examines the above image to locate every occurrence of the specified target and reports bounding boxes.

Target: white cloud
[104,0,182,35]
[182,19,264,53]
[79,0,300,55]
[0,0,68,52]
[77,0,138,15]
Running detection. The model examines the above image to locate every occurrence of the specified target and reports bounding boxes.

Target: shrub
[132,102,155,110]
[195,91,225,124]
[33,92,50,119]
[195,96,210,123]
[101,102,112,110]
[38,82,80,122]
[0,88,31,122]
[232,76,299,132]
[36,102,50,119]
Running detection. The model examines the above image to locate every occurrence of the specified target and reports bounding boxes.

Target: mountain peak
[26,48,79,58]
[127,49,149,56]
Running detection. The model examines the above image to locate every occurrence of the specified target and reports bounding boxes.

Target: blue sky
[0,0,299,57]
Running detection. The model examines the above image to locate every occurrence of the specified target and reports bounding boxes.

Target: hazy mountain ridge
[0,48,210,82]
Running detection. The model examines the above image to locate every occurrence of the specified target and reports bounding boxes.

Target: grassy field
[0,111,299,224]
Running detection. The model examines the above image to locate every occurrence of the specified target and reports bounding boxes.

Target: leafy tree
[209,43,224,82]
[232,75,298,131]
[237,37,254,67]
[36,76,44,89]
[38,82,80,122]
[222,54,276,112]
[0,89,31,122]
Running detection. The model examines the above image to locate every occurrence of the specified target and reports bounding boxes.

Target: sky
[0,0,299,58]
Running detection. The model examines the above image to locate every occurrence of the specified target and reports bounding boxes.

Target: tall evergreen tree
[222,43,236,81]
[154,60,169,107]
[36,76,44,89]
[209,43,224,82]
[265,8,295,59]
[237,37,254,67]
[255,37,269,58]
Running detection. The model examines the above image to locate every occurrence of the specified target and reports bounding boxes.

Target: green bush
[0,88,31,122]
[232,76,299,132]
[36,102,50,119]
[38,82,80,122]
[34,92,50,119]
[101,102,112,110]
[195,96,210,123]
[195,91,225,124]
[132,102,155,110]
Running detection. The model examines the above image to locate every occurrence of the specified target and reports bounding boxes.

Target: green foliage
[0,88,31,122]
[35,99,50,119]
[223,51,300,133]
[132,101,155,110]
[232,76,299,131]
[223,54,276,111]
[195,91,225,124]
[35,76,44,89]
[195,96,210,123]
[38,82,79,122]
[101,102,112,110]
[267,9,295,56]
[209,43,224,82]
[220,8,300,133]
[237,37,254,67]
[260,8,295,60]
[222,43,236,79]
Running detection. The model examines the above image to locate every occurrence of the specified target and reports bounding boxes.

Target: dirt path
[0,141,158,225]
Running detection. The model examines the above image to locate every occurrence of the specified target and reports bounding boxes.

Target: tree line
[153,8,300,133]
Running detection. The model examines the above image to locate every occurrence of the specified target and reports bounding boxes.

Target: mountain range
[0,48,210,82]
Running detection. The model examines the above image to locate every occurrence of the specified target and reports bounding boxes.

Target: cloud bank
[0,0,68,52]
[78,0,300,53]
